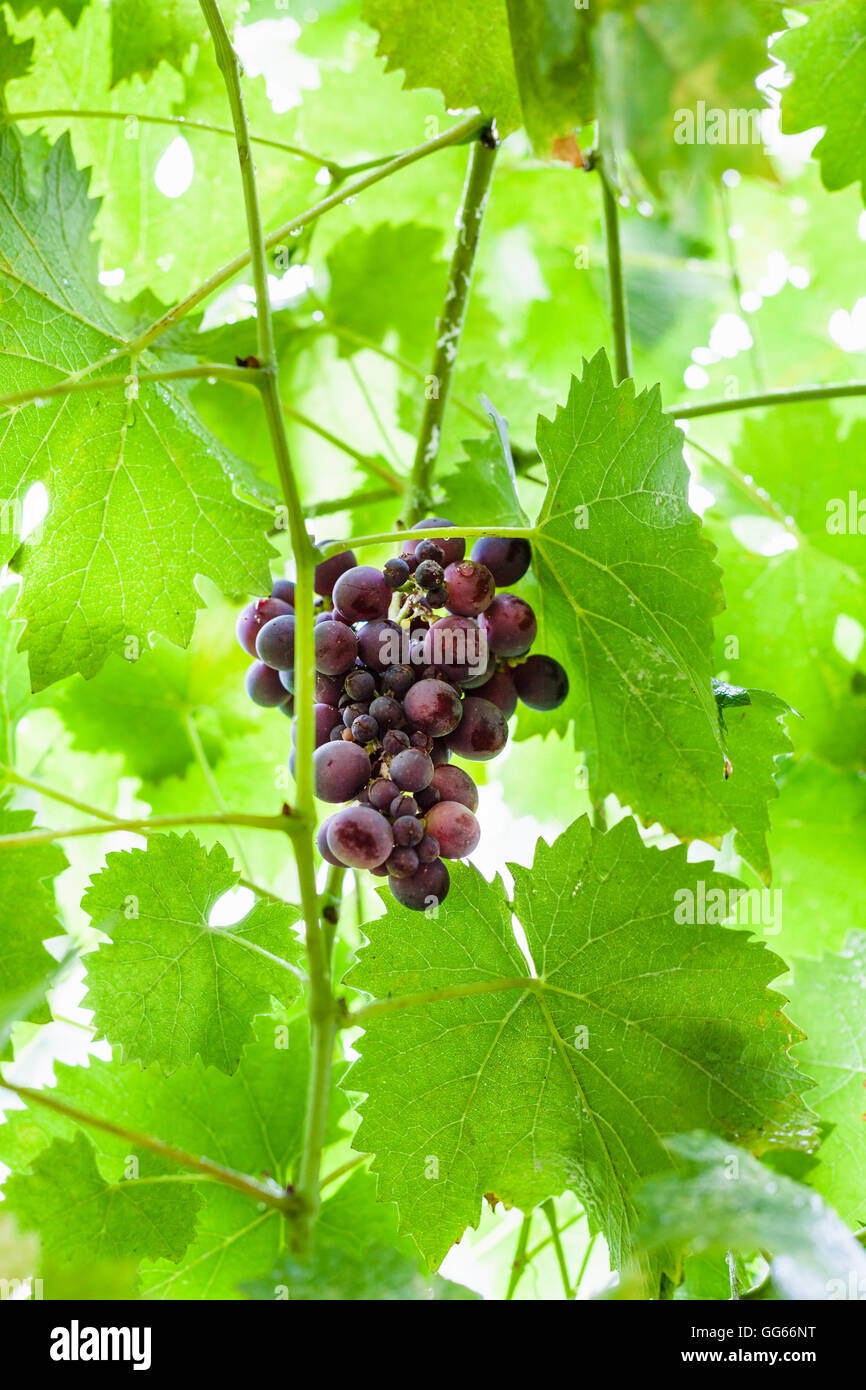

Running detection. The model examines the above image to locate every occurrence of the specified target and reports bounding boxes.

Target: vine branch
[598,153,632,384]
[0,809,306,852]
[401,132,498,525]
[669,380,866,418]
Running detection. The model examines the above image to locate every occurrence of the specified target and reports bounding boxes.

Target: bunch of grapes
[236,518,568,911]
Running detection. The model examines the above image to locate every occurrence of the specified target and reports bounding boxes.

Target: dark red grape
[313,741,371,802]
[357,619,403,672]
[315,672,343,706]
[422,585,448,609]
[278,667,294,695]
[410,731,430,749]
[314,620,358,676]
[342,702,370,727]
[475,669,518,719]
[513,655,569,710]
[470,536,531,587]
[369,695,403,730]
[313,703,340,747]
[383,557,410,588]
[393,815,425,847]
[405,518,465,567]
[383,729,411,755]
[329,725,345,742]
[388,857,450,910]
[430,739,451,766]
[390,794,419,819]
[402,678,462,737]
[332,566,392,622]
[431,764,478,812]
[415,539,445,565]
[255,613,297,670]
[381,665,415,699]
[352,714,379,743]
[400,550,419,575]
[390,748,434,792]
[386,846,420,878]
[369,778,396,811]
[422,615,485,682]
[479,594,537,658]
[344,669,376,702]
[315,611,336,626]
[236,596,293,657]
[415,786,440,812]
[316,815,345,866]
[446,696,508,761]
[443,560,495,617]
[425,800,481,858]
[245,661,290,708]
[326,806,393,869]
[271,578,296,606]
[314,547,357,598]
[417,834,440,864]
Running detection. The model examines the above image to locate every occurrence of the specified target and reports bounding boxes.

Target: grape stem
[0,1078,306,1215]
[401,133,498,526]
[598,149,632,385]
[505,1212,533,1300]
[669,380,866,418]
[201,0,332,1251]
[322,525,534,557]
[0,810,307,851]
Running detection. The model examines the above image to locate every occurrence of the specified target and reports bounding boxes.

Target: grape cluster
[237,518,568,911]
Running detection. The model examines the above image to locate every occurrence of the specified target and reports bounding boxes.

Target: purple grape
[421,586,448,609]
[415,539,445,565]
[386,846,420,878]
[352,714,379,744]
[459,648,495,689]
[430,740,451,766]
[383,729,411,755]
[425,801,481,859]
[271,578,296,607]
[475,669,518,719]
[402,679,462,737]
[315,672,344,707]
[326,806,393,869]
[422,615,484,682]
[357,619,403,673]
[369,696,403,730]
[415,559,445,590]
[388,857,450,910]
[393,815,425,847]
[431,764,478,813]
[315,611,336,626]
[236,596,293,657]
[313,702,340,747]
[443,560,495,617]
[280,696,295,717]
[404,519,465,567]
[470,537,531,587]
[389,794,419,819]
[417,834,440,864]
[415,786,440,812]
[513,655,569,710]
[390,748,434,792]
[479,594,537,658]
[329,725,345,742]
[381,665,415,699]
[369,778,396,811]
[344,669,376,702]
[278,667,294,695]
[446,696,508,762]
[410,731,430,749]
[313,741,371,802]
[245,661,290,708]
[383,557,410,588]
[317,815,345,866]
[332,566,392,622]
[255,614,297,670]
[342,703,369,730]
[400,550,419,575]
[314,547,357,598]
[314,620,358,676]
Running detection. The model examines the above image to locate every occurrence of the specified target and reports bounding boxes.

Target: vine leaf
[0,128,275,690]
[0,803,68,1032]
[82,834,302,1075]
[345,816,814,1274]
[0,591,32,764]
[775,0,866,204]
[637,1131,866,1299]
[787,933,866,1228]
[3,1130,202,1265]
[109,0,218,87]
[0,1016,348,1298]
[242,1169,479,1300]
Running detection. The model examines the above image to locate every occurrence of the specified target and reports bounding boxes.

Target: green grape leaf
[787,934,866,1228]
[637,1131,866,1300]
[5,0,87,26]
[0,1016,348,1298]
[0,589,32,765]
[714,684,795,885]
[0,804,68,1029]
[776,0,866,203]
[345,816,813,1273]
[243,1170,479,1300]
[438,404,529,530]
[109,0,210,87]
[361,0,522,135]
[326,223,447,363]
[82,834,302,1075]
[3,1130,201,1265]
[707,406,866,769]
[0,9,33,87]
[504,0,592,155]
[0,127,275,689]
